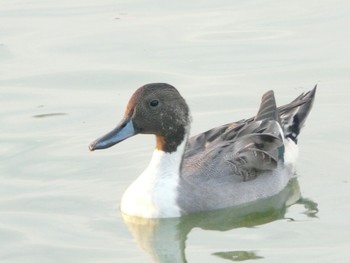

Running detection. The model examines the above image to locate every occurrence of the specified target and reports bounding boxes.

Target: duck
[89,83,316,218]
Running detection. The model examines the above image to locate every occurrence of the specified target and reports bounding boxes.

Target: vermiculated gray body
[177,88,316,215]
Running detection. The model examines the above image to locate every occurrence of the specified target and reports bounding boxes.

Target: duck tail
[254,90,279,122]
[279,85,317,143]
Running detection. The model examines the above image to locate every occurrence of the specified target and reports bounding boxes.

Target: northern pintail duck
[89,83,316,218]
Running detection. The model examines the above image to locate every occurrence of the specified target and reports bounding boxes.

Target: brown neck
[156,133,186,153]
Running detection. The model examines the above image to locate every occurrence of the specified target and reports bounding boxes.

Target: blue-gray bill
[89,118,137,151]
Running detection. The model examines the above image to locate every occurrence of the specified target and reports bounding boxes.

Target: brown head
[89,83,190,153]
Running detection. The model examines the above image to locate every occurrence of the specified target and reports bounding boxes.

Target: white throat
[120,139,187,218]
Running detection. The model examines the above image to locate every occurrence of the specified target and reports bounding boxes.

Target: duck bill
[89,117,137,151]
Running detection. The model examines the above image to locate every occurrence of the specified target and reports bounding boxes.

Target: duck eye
[150,99,159,108]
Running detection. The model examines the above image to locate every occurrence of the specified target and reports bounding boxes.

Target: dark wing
[185,87,316,181]
[225,90,284,181]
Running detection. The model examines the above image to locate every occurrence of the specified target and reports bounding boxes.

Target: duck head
[89,83,190,153]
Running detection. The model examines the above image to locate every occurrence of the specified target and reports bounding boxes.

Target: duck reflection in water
[89,84,317,261]
[121,179,318,263]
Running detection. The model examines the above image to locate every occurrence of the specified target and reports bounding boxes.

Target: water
[1,0,349,262]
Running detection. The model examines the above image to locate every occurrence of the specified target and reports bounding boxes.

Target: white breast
[120,141,186,218]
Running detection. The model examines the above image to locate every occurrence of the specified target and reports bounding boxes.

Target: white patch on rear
[284,138,299,173]
[120,140,186,218]
[277,122,299,173]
